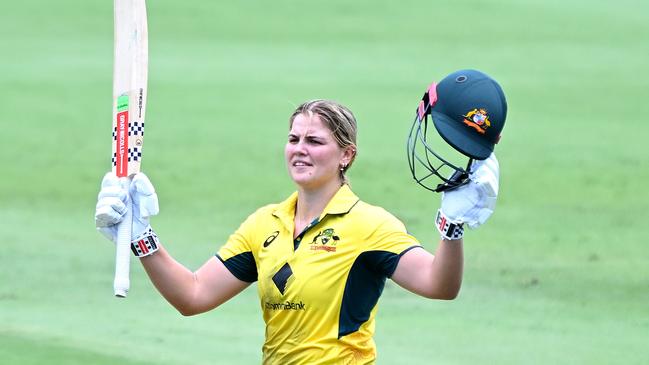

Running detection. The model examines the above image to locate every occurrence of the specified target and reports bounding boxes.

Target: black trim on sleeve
[216,252,258,283]
[387,245,422,278]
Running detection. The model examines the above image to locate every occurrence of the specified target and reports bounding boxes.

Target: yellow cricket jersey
[217,185,420,365]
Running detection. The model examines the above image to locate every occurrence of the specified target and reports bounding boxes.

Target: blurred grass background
[1,0,647,364]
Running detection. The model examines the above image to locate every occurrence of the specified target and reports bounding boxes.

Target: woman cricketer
[95,71,504,364]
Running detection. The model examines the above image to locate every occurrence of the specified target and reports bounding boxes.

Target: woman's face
[285,113,351,190]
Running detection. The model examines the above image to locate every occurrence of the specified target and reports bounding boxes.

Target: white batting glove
[437,153,499,237]
[95,172,159,243]
[95,172,127,242]
[129,173,160,230]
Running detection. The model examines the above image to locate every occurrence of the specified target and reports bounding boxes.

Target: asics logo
[263,231,280,247]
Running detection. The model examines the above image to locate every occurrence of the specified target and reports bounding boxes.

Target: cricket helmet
[407,69,507,192]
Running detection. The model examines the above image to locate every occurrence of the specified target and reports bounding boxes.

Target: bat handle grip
[114,176,133,298]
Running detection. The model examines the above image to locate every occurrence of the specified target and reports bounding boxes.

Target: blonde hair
[289,99,358,185]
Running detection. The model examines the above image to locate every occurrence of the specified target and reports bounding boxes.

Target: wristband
[131,227,160,257]
[435,209,464,240]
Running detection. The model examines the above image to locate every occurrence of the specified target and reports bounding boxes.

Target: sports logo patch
[462,108,491,134]
[263,231,280,248]
[310,228,340,252]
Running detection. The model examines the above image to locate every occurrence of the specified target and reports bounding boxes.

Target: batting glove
[437,153,499,239]
[95,172,159,244]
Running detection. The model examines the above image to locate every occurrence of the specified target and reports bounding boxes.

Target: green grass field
[1,0,648,364]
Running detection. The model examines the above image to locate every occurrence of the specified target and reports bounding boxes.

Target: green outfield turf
[1,0,648,364]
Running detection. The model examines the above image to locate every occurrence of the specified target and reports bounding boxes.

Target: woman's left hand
[439,152,499,229]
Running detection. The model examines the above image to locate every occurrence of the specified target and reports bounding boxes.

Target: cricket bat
[112,0,148,298]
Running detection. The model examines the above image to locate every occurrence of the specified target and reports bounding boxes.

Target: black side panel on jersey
[337,250,400,338]
[216,252,258,282]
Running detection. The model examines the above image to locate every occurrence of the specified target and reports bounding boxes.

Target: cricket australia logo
[462,108,491,134]
[310,228,340,252]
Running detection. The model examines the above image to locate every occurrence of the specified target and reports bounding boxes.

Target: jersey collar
[272,184,360,230]
[320,184,360,217]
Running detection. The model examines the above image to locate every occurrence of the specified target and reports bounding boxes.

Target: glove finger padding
[130,173,159,219]
[97,185,127,201]
[466,153,499,228]
[470,153,499,198]
[128,173,159,240]
[100,172,122,189]
[440,153,499,229]
[95,172,129,243]
[95,197,127,227]
[95,172,129,229]
[441,185,479,221]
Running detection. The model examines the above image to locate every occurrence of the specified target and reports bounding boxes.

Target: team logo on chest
[310,228,340,252]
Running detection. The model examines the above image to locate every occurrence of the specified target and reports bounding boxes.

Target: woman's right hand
[95,172,159,244]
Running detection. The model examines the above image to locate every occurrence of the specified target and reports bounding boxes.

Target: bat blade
[112,0,148,298]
